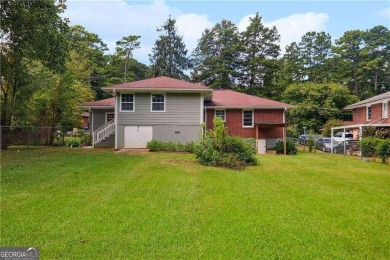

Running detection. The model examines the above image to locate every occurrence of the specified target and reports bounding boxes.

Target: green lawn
[1,147,389,259]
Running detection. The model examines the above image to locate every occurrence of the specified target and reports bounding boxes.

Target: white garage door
[124,126,153,148]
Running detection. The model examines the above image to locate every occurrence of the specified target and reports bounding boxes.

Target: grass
[1,147,389,259]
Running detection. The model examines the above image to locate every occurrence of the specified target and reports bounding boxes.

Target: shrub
[194,117,257,169]
[65,140,80,148]
[146,139,194,153]
[376,139,390,163]
[360,137,382,157]
[274,140,297,155]
[80,133,92,146]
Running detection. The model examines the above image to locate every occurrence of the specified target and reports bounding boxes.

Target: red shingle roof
[205,90,294,109]
[82,97,114,107]
[82,89,294,109]
[103,76,211,90]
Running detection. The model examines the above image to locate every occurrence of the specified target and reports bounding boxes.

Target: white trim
[151,93,166,112]
[331,123,390,130]
[120,93,135,112]
[200,94,204,124]
[205,106,292,110]
[114,93,118,150]
[215,109,226,122]
[366,105,371,121]
[283,108,286,123]
[344,97,390,110]
[105,112,115,124]
[102,88,213,94]
[242,109,254,128]
[382,102,388,119]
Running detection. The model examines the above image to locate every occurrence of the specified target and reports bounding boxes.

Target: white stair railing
[93,119,115,146]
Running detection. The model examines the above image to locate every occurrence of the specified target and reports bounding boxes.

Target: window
[105,113,115,123]
[243,110,254,127]
[121,94,134,112]
[215,109,226,122]
[367,106,371,121]
[151,94,165,112]
[383,102,388,119]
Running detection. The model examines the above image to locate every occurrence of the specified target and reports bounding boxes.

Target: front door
[124,126,153,148]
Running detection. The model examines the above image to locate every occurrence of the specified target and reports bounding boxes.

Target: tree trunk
[1,126,9,150]
[374,70,378,94]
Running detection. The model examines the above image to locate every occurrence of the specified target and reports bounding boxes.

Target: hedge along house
[82,76,294,154]
[205,90,295,154]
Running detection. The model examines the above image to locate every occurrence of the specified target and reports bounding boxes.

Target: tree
[281,32,332,84]
[333,30,367,96]
[67,25,109,100]
[299,31,332,83]
[238,13,280,96]
[104,54,151,85]
[283,83,359,132]
[0,0,69,149]
[192,19,241,89]
[362,26,390,95]
[149,17,191,80]
[116,35,141,82]
[25,62,94,131]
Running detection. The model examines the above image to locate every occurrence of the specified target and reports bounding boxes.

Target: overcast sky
[64,0,390,64]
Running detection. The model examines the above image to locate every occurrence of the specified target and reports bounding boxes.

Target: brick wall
[206,108,285,139]
[352,101,390,123]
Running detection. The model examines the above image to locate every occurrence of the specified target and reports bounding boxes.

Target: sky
[64,0,390,65]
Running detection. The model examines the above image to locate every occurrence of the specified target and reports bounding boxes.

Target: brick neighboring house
[205,90,294,151]
[331,91,390,139]
[82,77,294,153]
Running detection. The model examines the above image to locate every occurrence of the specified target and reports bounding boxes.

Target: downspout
[90,107,94,147]
[283,107,287,155]
[114,90,118,150]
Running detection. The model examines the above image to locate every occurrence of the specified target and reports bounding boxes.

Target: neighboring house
[81,112,90,130]
[331,91,390,139]
[81,76,294,153]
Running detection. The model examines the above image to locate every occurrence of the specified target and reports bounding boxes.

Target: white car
[332,132,354,142]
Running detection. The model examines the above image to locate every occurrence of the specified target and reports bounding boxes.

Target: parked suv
[332,132,354,142]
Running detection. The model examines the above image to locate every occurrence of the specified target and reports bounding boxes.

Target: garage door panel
[124,126,153,148]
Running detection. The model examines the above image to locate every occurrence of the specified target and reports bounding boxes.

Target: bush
[360,138,382,157]
[194,117,257,169]
[147,139,194,153]
[321,119,344,137]
[274,140,297,155]
[286,126,299,138]
[376,139,390,163]
[80,133,92,146]
[65,140,80,148]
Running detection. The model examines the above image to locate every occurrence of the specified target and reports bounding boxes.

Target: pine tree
[149,17,191,80]
[116,35,141,82]
[238,13,280,96]
[191,19,241,89]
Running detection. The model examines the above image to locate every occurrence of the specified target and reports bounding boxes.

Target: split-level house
[82,76,294,153]
[331,91,390,138]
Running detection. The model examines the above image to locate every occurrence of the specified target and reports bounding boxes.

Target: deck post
[283,126,286,155]
[256,124,259,154]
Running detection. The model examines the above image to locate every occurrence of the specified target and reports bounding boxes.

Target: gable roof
[345,91,390,109]
[204,90,294,109]
[81,97,115,108]
[102,76,212,92]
